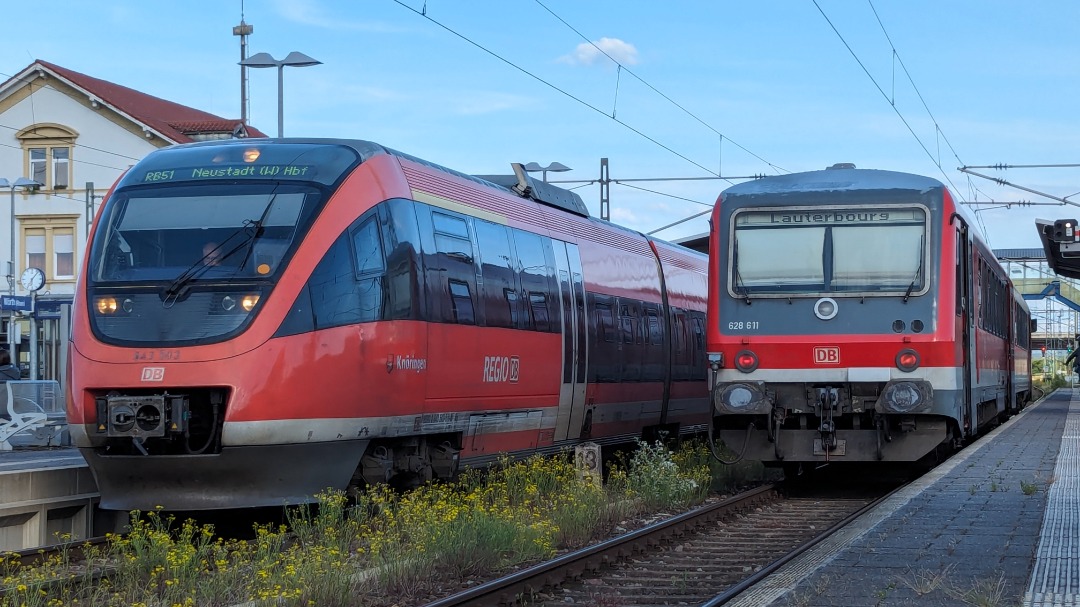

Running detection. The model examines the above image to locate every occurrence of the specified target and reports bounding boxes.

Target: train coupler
[815,387,841,454]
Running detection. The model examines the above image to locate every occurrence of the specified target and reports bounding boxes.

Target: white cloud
[559,37,639,66]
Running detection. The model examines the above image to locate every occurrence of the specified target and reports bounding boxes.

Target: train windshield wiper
[903,235,925,303]
[161,215,274,308]
[733,240,752,305]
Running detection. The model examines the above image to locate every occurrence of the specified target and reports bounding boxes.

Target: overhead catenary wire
[811,1,968,201]
[532,0,786,175]
[390,0,774,183]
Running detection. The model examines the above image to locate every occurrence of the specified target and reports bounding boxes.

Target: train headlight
[95,296,118,315]
[876,380,933,414]
[895,348,920,372]
[213,293,261,314]
[734,350,759,373]
[715,382,770,414]
[94,296,135,316]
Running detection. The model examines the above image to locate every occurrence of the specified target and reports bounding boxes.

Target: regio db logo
[483,356,520,383]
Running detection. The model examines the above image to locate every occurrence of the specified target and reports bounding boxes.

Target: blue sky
[4,0,1079,249]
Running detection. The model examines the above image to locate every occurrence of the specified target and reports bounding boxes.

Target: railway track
[8,536,110,569]
[426,481,899,607]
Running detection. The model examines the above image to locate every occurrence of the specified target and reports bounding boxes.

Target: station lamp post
[0,177,41,370]
[239,51,322,138]
[523,161,572,182]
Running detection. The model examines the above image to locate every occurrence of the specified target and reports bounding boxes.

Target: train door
[956,221,975,436]
[553,241,588,441]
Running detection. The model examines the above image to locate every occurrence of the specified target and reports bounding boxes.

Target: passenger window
[351,218,385,276]
[512,229,559,332]
[645,309,662,345]
[426,208,477,325]
[595,301,615,343]
[448,279,475,324]
[433,212,472,260]
[528,292,550,332]
[474,219,519,329]
[620,304,635,344]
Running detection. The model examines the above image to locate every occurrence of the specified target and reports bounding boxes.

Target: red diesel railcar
[68,139,710,510]
[706,166,1032,473]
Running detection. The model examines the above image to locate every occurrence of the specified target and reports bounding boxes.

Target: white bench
[0,380,65,450]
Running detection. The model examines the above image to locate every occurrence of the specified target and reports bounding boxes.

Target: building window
[15,124,78,191]
[53,148,70,190]
[26,230,45,272]
[21,217,79,283]
[30,148,46,186]
[54,230,74,279]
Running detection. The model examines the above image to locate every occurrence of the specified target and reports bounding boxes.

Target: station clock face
[20,267,44,291]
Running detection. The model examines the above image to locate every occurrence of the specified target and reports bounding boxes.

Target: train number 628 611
[727,321,760,330]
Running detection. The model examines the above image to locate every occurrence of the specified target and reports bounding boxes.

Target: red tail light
[735,350,759,373]
[896,349,920,372]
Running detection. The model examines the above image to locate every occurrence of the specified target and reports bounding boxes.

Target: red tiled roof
[22,60,267,142]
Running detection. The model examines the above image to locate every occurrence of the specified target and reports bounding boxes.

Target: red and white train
[706,165,1033,473]
[67,139,710,510]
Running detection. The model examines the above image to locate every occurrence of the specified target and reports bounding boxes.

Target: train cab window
[730,206,927,297]
[473,219,520,329]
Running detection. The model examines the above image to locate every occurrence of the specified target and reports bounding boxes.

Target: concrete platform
[0,446,121,552]
[727,388,1075,607]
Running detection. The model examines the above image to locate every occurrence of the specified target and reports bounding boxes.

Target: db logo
[483,356,520,383]
[813,346,840,365]
[140,367,165,382]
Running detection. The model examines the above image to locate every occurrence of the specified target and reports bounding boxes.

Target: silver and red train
[67,139,710,510]
[706,165,1033,473]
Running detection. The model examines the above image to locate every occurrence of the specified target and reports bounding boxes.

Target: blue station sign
[1,295,32,312]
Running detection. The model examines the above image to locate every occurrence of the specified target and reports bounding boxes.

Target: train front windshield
[90,184,313,283]
[730,206,928,297]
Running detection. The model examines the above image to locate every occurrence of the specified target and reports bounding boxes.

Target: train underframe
[713,380,965,466]
[83,385,685,508]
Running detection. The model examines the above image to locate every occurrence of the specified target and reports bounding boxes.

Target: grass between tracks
[0,439,770,607]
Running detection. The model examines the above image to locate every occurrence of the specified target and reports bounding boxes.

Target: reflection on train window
[474,219,519,329]
[448,279,475,324]
[731,206,927,296]
[433,212,471,257]
[619,304,635,344]
[528,292,550,331]
[512,229,559,332]
[644,309,662,345]
[594,300,615,343]
[90,184,312,282]
[310,234,385,328]
[351,218,384,276]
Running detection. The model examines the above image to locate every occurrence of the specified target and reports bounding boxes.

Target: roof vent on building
[827,163,856,170]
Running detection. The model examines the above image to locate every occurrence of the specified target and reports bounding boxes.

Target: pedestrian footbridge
[997,248,1080,312]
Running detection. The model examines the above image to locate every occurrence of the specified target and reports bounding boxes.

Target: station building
[0,60,265,382]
